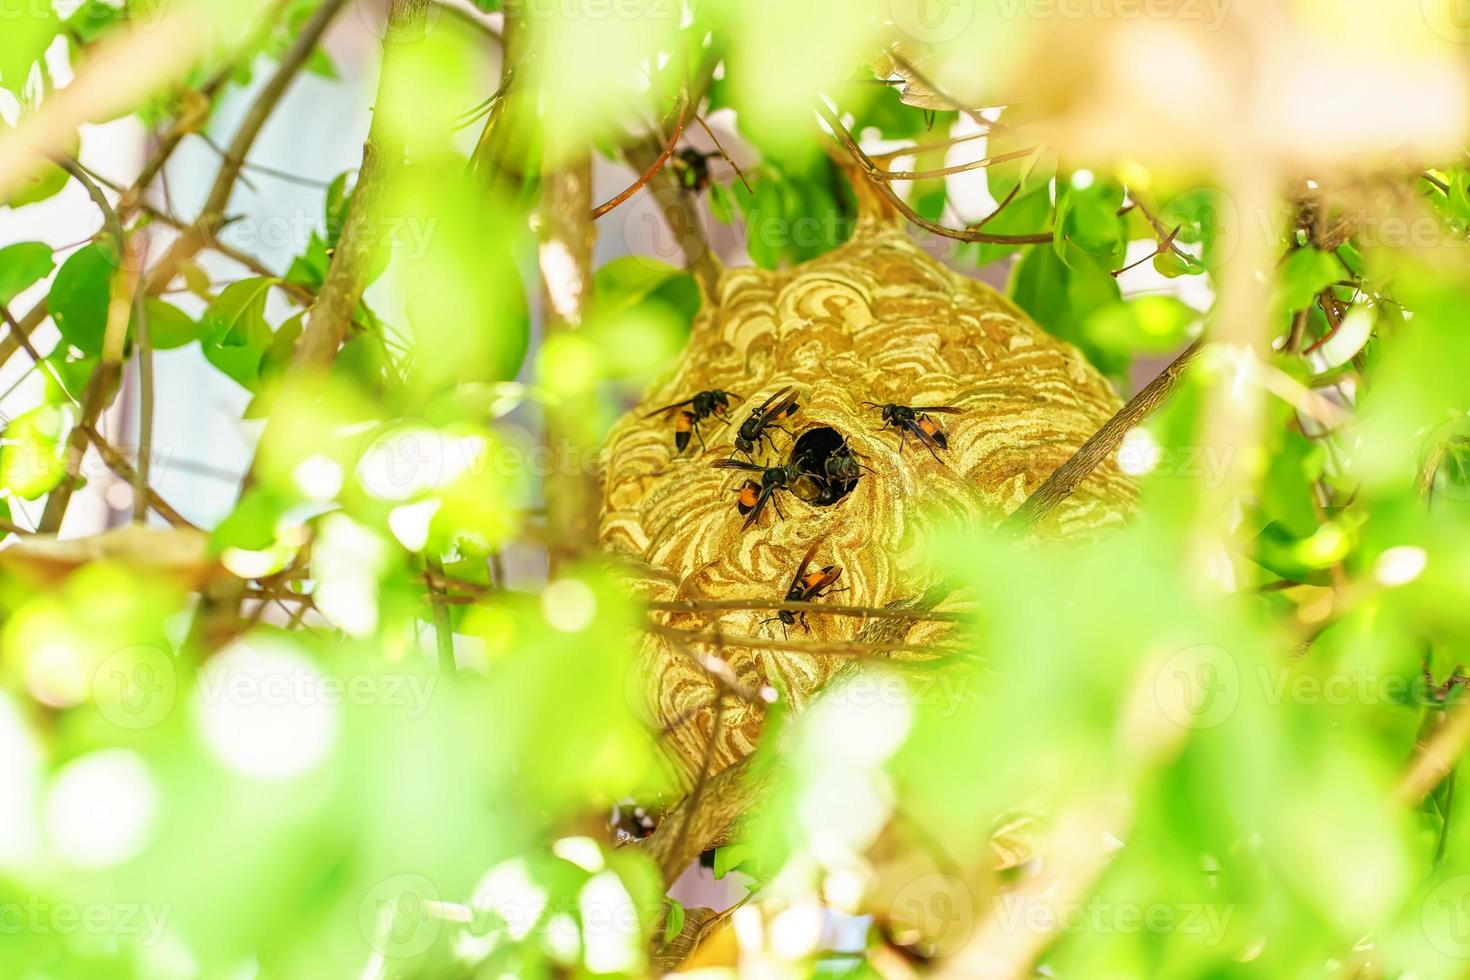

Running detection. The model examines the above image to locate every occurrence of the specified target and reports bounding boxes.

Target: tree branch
[1002,341,1203,535]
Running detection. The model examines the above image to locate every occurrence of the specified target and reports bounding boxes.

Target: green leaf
[1279,247,1339,312]
[136,299,200,350]
[200,278,276,391]
[1054,178,1126,268]
[6,160,68,209]
[973,186,1053,268]
[660,898,685,950]
[49,243,117,356]
[1085,295,1200,357]
[0,242,55,305]
[593,257,697,319]
[211,488,288,553]
[66,0,129,44]
[1010,245,1127,379]
[0,7,59,94]
[712,841,756,880]
[325,171,355,248]
[0,405,73,500]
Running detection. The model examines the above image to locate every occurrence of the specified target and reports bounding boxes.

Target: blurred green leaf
[0,242,55,305]
[1280,247,1340,312]
[0,405,72,499]
[49,243,116,356]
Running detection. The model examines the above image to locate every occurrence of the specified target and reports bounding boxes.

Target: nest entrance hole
[792,426,861,507]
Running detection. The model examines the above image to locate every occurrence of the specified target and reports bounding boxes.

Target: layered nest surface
[601,218,1136,786]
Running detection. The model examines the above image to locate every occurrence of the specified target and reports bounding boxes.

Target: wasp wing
[798,565,843,601]
[711,459,767,473]
[642,396,697,419]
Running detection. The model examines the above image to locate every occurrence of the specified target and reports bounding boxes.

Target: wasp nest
[601,218,1136,787]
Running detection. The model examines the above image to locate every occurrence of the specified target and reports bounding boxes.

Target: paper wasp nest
[601,218,1136,786]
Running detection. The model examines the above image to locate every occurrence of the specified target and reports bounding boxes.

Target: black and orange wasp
[733,385,800,458]
[864,402,964,463]
[644,389,740,454]
[761,538,845,638]
[711,457,820,530]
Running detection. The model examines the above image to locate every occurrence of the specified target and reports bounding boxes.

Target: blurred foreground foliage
[3,0,1470,977]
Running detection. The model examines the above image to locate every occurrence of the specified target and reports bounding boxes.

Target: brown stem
[290,0,426,367]
[144,0,349,298]
[1002,341,1204,535]
[872,146,1038,182]
[644,621,946,659]
[540,156,600,569]
[815,102,1053,245]
[647,598,967,622]
[592,91,690,219]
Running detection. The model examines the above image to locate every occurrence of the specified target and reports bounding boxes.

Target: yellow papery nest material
[601,217,1136,787]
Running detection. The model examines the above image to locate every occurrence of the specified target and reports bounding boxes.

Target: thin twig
[814,101,1053,245]
[872,146,1038,182]
[644,621,946,659]
[648,598,967,622]
[424,559,457,678]
[1003,341,1203,535]
[593,91,691,219]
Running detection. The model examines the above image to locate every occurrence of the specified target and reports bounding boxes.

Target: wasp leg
[695,424,707,453]
[772,492,787,521]
[799,611,810,633]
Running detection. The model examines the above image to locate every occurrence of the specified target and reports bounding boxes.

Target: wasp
[711,457,820,530]
[761,538,845,638]
[675,148,712,193]
[644,389,740,454]
[801,442,869,505]
[864,402,964,463]
[733,385,800,459]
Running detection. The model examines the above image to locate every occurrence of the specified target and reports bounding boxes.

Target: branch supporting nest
[1003,341,1203,535]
